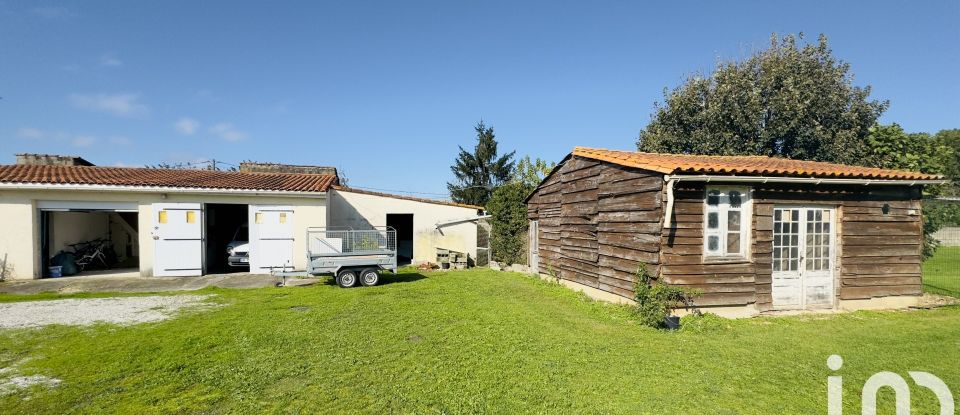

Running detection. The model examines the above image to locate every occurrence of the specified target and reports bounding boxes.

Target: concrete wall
[328,189,480,265]
[0,188,326,279]
[934,227,960,247]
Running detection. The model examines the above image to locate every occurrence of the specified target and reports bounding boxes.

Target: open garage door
[152,203,203,277]
[249,205,294,273]
[39,200,141,278]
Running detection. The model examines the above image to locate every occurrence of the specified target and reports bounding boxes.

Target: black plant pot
[663,316,681,330]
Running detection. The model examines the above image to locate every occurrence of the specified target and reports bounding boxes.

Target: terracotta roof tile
[0,164,338,192]
[572,147,943,181]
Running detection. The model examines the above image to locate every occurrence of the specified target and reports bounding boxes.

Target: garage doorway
[387,213,414,265]
[39,201,140,278]
[204,204,249,274]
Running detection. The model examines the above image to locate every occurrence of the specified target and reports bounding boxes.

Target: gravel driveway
[0,295,213,329]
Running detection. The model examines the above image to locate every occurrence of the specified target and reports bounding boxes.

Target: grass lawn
[924,246,960,297]
[1,269,958,414]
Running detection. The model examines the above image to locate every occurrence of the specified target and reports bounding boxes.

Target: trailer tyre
[336,269,358,288]
[359,268,380,286]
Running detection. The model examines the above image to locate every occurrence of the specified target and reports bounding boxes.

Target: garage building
[0,154,482,280]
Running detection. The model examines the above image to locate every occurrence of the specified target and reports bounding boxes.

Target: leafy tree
[935,129,960,195]
[487,182,533,265]
[865,124,947,175]
[447,121,515,206]
[638,33,888,166]
[511,155,557,187]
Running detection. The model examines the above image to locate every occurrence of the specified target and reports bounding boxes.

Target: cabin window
[703,186,752,259]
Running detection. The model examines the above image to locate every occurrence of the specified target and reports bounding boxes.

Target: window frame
[702,185,753,261]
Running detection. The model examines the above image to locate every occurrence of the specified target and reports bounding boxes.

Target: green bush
[633,264,699,328]
[487,182,534,266]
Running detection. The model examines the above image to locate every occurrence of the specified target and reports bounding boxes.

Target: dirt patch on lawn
[917,293,960,309]
[0,362,61,396]
[0,295,215,329]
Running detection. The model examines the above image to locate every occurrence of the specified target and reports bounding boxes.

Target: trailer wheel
[359,268,380,286]
[336,269,358,288]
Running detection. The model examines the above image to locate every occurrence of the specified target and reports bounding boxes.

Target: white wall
[328,189,480,265]
[0,194,36,279]
[0,188,327,279]
[49,212,109,254]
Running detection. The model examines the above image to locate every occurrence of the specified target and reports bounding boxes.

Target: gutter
[436,214,492,229]
[662,174,949,228]
[0,182,328,198]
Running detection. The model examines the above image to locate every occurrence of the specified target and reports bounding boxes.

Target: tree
[447,121,515,206]
[637,33,888,166]
[865,124,947,175]
[935,129,960,195]
[487,182,533,266]
[511,155,557,187]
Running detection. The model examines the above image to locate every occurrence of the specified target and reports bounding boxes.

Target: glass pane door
[771,206,835,309]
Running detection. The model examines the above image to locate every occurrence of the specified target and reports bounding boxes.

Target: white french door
[771,206,836,310]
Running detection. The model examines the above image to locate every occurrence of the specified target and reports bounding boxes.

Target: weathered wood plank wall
[530,158,924,309]
[528,156,664,299]
[662,183,923,310]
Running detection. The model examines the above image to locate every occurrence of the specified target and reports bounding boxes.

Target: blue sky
[2,1,958,197]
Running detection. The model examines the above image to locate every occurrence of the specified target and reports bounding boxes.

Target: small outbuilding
[526,147,947,316]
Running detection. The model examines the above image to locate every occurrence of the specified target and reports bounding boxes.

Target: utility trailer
[273,227,397,288]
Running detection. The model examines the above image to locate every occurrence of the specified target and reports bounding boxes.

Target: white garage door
[152,203,203,277]
[249,205,295,273]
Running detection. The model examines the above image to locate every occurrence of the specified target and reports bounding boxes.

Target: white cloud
[68,93,149,118]
[108,136,131,146]
[99,54,123,67]
[16,127,129,149]
[71,136,96,147]
[31,6,76,19]
[209,123,247,141]
[17,127,45,139]
[174,117,200,135]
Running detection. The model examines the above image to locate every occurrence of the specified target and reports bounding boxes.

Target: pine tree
[447,121,515,206]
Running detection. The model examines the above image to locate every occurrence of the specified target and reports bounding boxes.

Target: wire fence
[925,198,960,298]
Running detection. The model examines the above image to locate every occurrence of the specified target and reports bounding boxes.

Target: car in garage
[227,224,250,267]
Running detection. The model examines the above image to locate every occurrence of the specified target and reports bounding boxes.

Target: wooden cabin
[526,147,947,316]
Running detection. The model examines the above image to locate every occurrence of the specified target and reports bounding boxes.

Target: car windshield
[235,225,249,241]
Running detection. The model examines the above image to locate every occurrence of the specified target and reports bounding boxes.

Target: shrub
[633,264,699,328]
[487,182,534,266]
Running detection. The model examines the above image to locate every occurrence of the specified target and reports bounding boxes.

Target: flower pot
[663,316,681,330]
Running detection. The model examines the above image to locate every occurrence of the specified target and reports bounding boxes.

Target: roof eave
[0,182,330,197]
[664,174,949,185]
